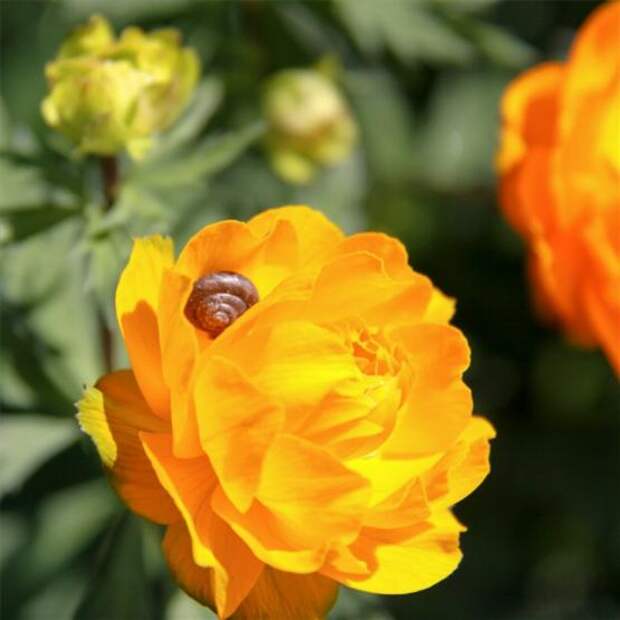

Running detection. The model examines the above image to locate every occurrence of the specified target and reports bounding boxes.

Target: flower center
[184,271,259,337]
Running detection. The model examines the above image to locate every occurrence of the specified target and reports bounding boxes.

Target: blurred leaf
[166,589,217,620]
[335,0,475,65]
[18,480,120,588]
[0,513,27,568]
[74,513,151,620]
[21,569,87,620]
[330,589,392,620]
[60,0,200,21]
[149,78,224,158]
[0,205,79,244]
[417,70,509,191]
[0,97,11,150]
[0,414,78,496]
[130,121,265,188]
[1,220,103,403]
[0,156,51,210]
[345,70,415,183]
[464,20,537,68]
[431,0,497,14]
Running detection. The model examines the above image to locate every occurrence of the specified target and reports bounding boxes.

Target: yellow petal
[248,205,344,270]
[226,321,363,412]
[194,355,285,512]
[424,416,495,509]
[76,370,177,524]
[257,434,371,549]
[381,324,472,457]
[157,269,203,457]
[116,236,174,419]
[323,511,464,595]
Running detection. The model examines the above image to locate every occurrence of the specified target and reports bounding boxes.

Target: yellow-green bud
[41,15,200,159]
[263,69,357,184]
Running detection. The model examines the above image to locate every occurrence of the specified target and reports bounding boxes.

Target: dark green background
[1,1,619,619]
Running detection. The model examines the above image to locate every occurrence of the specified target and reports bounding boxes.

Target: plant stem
[100,156,119,211]
[98,156,119,371]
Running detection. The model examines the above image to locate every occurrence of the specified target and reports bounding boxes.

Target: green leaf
[0,414,78,496]
[74,513,152,620]
[0,205,79,244]
[466,20,537,68]
[16,480,120,591]
[166,590,217,620]
[149,78,224,158]
[345,70,416,183]
[335,0,475,65]
[416,70,510,191]
[0,156,51,211]
[130,121,265,188]
[1,220,104,406]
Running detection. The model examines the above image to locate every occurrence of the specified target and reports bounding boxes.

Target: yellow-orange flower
[78,206,494,619]
[497,2,620,374]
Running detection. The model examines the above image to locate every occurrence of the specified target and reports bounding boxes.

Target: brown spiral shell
[184,271,259,337]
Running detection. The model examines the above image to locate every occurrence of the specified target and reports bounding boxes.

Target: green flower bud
[42,15,200,159]
[263,69,357,184]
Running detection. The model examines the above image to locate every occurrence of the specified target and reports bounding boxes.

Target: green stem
[98,156,119,371]
[100,156,119,211]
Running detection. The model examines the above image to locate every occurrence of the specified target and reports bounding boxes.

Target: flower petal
[116,236,174,418]
[257,434,372,549]
[76,370,177,524]
[212,487,328,573]
[248,205,343,270]
[232,566,338,620]
[141,433,264,616]
[194,355,285,513]
[423,416,495,509]
[157,269,203,457]
[381,324,472,457]
[163,521,264,619]
[323,511,464,595]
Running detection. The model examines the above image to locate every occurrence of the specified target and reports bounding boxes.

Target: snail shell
[184,271,259,337]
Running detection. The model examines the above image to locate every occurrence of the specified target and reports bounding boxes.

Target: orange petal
[499,62,564,154]
[232,566,339,620]
[248,205,344,270]
[322,511,464,595]
[163,521,264,619]
[423,416,495,509]
[563,2,620,117]
[256,434,371,549]
[194,355,285,512]
[141,433,263,616]
[116,236,174,419]
[76,370,177,524]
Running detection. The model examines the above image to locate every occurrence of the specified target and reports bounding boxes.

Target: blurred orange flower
[78,206,494,619]
[497,1,620,374]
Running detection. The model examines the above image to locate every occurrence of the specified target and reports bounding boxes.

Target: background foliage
[1,1,619,619]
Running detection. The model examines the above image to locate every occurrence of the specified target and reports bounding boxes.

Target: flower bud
[41,15,200,159]
[263,69,357,184]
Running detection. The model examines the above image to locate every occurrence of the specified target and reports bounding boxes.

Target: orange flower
[497,1,620,374]
[78,206,494,619]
